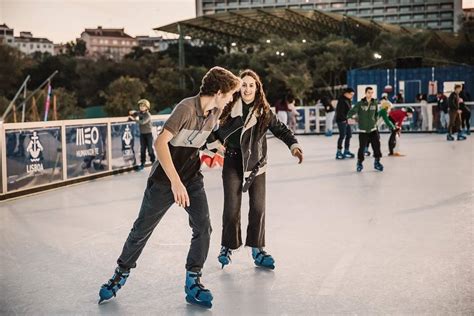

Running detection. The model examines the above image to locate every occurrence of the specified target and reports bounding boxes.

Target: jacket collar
[231,97,259,132]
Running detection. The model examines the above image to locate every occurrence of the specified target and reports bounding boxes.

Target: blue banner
[5,127,63,192]
[111,122,140,170]
[66,124,108,179]
[295,108,306,134]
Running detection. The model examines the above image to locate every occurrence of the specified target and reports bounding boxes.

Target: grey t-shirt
[149,95,221,184]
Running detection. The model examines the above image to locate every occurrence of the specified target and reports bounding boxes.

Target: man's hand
[291,148,303,164]
[171,179,190,208]
[348,118,356,125]
[457,110,463,114]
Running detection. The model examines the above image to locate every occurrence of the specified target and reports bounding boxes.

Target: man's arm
[154,129,190,207]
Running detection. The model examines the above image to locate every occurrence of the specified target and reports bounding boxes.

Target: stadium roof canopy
[155,8,467,48]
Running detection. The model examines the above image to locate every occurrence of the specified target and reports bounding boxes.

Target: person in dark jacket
[437,92,449,133]
[335,87,355,159]
[212,69,303,270]
[322,96,335,136]
[460,84,471,135]
[447,84,466,141]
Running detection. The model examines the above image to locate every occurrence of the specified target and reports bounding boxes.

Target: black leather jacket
[210,98,301,178]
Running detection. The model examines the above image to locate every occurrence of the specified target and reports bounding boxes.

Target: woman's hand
[291,148,303,164]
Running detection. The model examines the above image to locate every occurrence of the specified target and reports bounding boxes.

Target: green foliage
[1,31,469,120]
[101,76,146,117]
[53,87,84,120]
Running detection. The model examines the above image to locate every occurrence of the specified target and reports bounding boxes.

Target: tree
[124,46,152,60]
[0,45,33,99]
[65,39,86,57]
[101,76,146,117]
[52,88,84,119]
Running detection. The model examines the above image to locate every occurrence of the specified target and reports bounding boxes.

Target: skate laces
[253,248,270,260]
[188,272,209,292]
[104,268,129,290]
[219,247,232,258]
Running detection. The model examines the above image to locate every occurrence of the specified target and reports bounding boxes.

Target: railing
[0,115,169,197]
[1,102,472,198]
[293,102,474,134]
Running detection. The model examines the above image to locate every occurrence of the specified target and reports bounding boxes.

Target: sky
[1,0,473,44]
[0,0,196,43]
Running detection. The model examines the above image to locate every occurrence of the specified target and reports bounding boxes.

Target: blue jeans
[117,175,211,272]
[337,121,352,150]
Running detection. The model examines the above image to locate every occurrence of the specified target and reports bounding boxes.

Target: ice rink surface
[1,134,472,315]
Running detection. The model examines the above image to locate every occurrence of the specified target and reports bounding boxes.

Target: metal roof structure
[155,8,468,48]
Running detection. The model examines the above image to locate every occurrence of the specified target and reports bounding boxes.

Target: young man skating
[98,67,241,308]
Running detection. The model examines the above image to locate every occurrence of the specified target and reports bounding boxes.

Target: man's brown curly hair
[200,66,241,96]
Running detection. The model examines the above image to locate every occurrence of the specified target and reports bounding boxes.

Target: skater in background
[322,96,335,136]
[388,106,414,156]
[213,69,303,270]
[98,67,241,308]
[128,99,155,170]
[287,95,299,133]
[275,95,289,126]
[460,84,471,135]
[437,92,449,133]
[347,86,384,172]
[447,84,466,141]
[394,92,404,104]
[335,87,356,160]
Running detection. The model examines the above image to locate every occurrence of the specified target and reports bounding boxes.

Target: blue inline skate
[218,246,232,269]
[252,248,275,270]
[185,271,213,308]
[98,267,130,304]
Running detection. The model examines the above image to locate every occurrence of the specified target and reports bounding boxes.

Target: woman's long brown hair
[220,69,272,132]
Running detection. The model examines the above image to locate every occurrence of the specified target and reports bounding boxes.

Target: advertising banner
[111,122,140,170]
[5,127,63,192]
[66,124,108,179]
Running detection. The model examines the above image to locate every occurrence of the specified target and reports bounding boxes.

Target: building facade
[80,27,138,60]
[195,0,463,32]
[0,24,15,45]
[14,31,55,55]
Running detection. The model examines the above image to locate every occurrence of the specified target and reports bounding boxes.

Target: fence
[1,102,472,198]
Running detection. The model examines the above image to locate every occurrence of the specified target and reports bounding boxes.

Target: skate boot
[364,148,371,156]
[356,161,363,172]
[457,133,466,141]
[343,149,355,158]
[185,271,213,308]
[335,150,345,160]
[218,246,232,269]
[98,267,130,304]
[252,247,275,270]
[447,134,455,141]
[374,159,384,172]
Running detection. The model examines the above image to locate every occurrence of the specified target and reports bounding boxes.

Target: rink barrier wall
[1,102,472,199]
